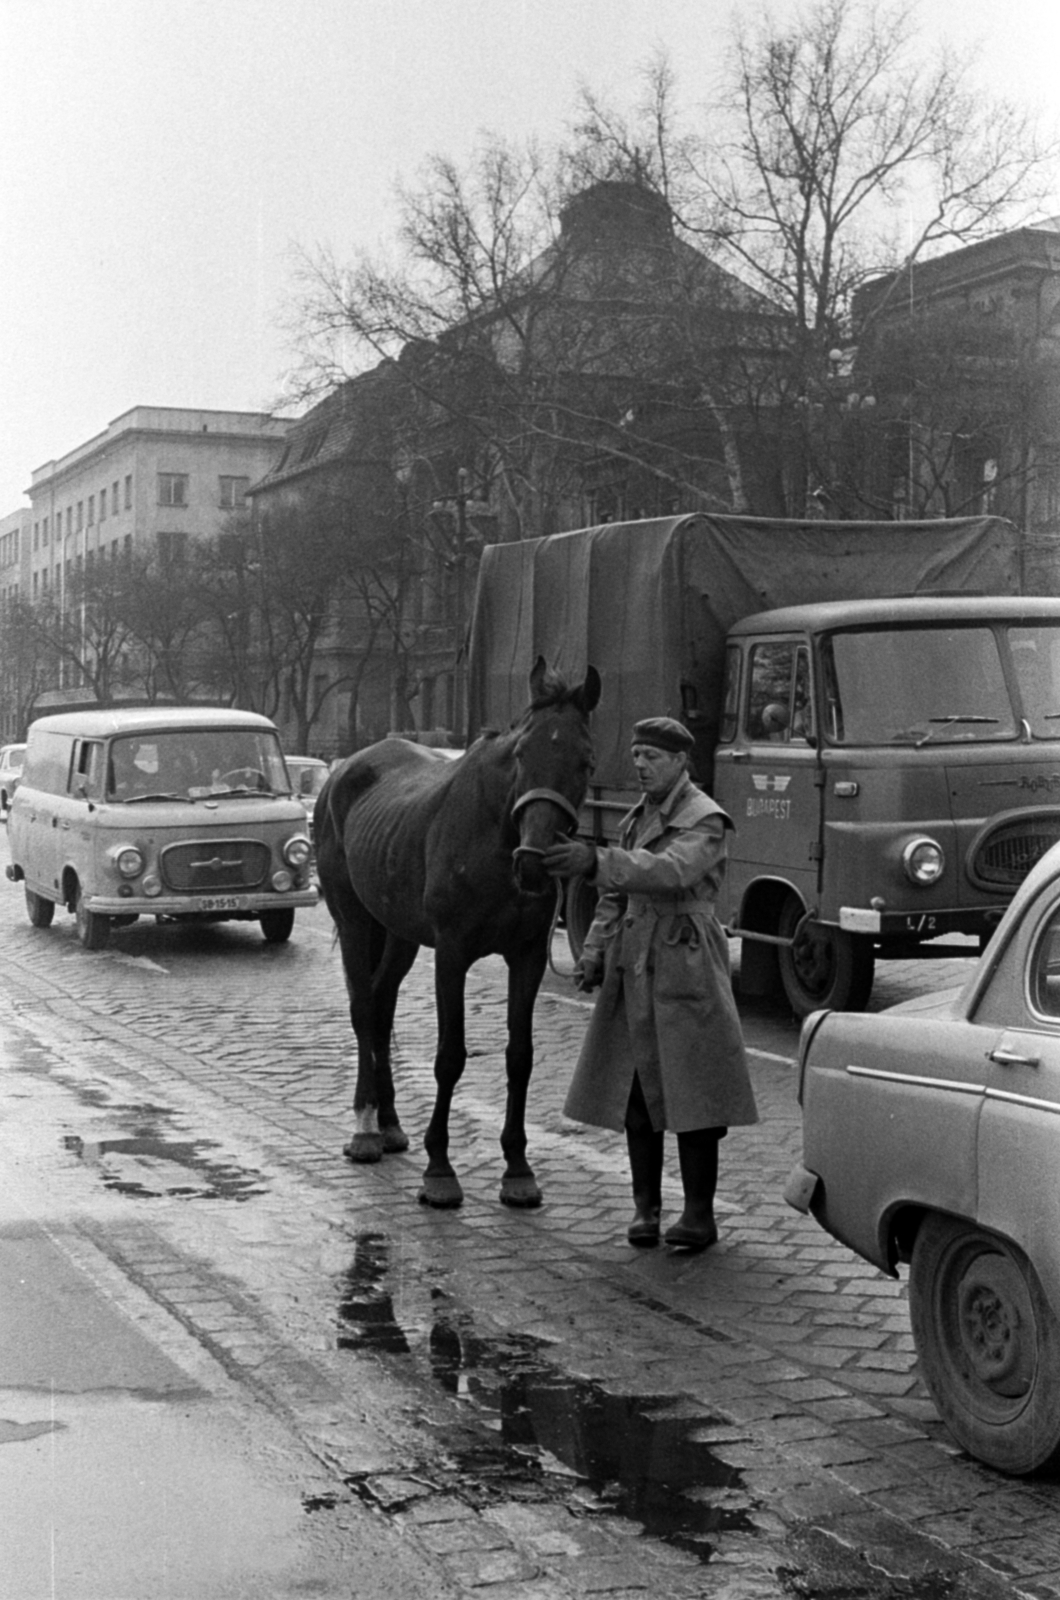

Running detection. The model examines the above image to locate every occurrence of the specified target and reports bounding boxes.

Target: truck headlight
[902,837,945,885]
[113,845,145,879]
[283,835,312,869]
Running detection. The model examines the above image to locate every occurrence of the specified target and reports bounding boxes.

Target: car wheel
[74,884,111,951]
[25,888,54,928]
[909,1213,1060,1475]
[259,908,295,944]
[564,876,598,961]
[777,894,874,1017]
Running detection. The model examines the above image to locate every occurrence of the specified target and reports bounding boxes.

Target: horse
[314,656,601,1209]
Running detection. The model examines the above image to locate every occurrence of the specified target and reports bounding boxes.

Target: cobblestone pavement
[1,876,1058,1599]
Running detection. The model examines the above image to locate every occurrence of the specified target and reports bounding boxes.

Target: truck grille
[971,818,1060,889]
[160,839,271,893]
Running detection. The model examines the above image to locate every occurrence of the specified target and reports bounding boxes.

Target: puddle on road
[64,1130,267,1201]
[337,1230,755,1563]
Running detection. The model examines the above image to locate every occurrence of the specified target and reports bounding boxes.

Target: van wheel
[910,1214,1060,1474]
[777,894,873,1017]
[564,876,598,961]
[74,885,111,951]
[25,888,54,928]
[260,908,295,944]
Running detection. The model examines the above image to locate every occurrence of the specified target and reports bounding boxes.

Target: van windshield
[107,729,289,801]
[821,626,1018,746]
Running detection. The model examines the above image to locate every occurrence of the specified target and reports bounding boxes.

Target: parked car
[785,838,1060,1475]
[284,755,329,839]
[0,742,26,814]
[6,708,316,951]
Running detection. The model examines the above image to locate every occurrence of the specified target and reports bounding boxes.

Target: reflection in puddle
[428,1319,753,1561]
[336,1232,756,1563]
[65,1131,266,1201]
[337,1233,410,1353]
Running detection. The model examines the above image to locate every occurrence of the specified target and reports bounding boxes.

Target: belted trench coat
[563,773,759,1135]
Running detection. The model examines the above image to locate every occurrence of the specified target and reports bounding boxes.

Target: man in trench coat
[543,716,758,1250]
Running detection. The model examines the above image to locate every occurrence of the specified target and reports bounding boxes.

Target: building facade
[851,222,1060,586]
[25,406,290,605]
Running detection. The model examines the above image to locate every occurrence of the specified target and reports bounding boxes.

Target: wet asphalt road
[1,872,1059,1599]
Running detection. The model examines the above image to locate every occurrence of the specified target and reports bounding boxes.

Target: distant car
[0,743,26,814]
[786,838,1060,1476]
[284,756,330,837]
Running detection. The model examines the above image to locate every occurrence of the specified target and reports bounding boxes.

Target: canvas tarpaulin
[466,513,1022,790]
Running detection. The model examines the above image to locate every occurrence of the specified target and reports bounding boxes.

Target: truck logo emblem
[980,775,1060,794]
[752,774,791,793]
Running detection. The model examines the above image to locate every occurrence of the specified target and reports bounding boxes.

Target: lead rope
[510,839,579,980]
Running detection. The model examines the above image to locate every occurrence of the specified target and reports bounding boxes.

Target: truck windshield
[106,729,289,801]
[821,627,1017,746]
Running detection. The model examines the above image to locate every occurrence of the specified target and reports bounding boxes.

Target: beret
[631,716,694,753]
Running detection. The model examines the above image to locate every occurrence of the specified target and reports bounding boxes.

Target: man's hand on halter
[542,839,597,879]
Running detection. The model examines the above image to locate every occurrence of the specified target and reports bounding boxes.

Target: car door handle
[989,1048,1041,1068]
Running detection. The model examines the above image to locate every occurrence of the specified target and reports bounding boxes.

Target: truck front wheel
[777,895,874,1016]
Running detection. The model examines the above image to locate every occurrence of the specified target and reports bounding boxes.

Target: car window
[1030,908,1060,1017]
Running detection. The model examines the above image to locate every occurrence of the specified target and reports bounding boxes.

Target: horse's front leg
[498,933,548,1207]
[419,944,469,1209]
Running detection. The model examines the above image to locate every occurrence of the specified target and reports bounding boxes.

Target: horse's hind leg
[498,936,549,1207]
[371,933,419,1153]
[332,908,390,1164]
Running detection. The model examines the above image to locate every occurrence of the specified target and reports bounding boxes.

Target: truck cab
[717,597,1060,1014]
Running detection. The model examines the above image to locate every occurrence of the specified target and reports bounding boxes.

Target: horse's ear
[575,665,601,715]
[529,656,549,699]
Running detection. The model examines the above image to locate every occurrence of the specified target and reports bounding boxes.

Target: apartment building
[25,406,291,601]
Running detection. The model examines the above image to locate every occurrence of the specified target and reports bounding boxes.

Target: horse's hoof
[380,1124,410,1154]
[418,1174,464,1208]
[343,1134,383,1163]
[499,1175,542,1208]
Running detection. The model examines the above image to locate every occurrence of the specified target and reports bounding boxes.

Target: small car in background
[0,742,26,814]
[785,838,1060,1476]
[284,755,330,839]
[6,708,316,950]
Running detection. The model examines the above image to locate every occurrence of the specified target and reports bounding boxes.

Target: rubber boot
[664,1129,721,1251]
[625,1126,664,1246]
[624,1073,663,1247]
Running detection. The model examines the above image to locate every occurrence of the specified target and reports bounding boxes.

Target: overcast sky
[1,0,1058,513]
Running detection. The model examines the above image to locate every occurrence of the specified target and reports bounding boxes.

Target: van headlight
[283,835,312,869]
[112,845,146,879]
[903,837,945,885]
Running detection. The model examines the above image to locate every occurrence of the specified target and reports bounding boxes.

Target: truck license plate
[198,895,246,912]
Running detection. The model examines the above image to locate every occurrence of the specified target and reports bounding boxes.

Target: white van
[6,706,317,950]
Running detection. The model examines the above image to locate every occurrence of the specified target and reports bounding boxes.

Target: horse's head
[509,656,601,896]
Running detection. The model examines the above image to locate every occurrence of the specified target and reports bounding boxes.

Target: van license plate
[198,895,247,912]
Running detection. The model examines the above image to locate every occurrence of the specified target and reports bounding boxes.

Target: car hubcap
[956,1254,1035,1398]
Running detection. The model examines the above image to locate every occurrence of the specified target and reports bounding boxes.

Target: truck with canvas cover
[467,513,1060,1015]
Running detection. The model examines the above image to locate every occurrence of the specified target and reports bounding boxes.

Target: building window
[87,495,94,525]
[77,502,84,531]
[100,487,107,520]
[33,523,38,552]
[114,479,120,513]
[124,534,132,557]
[66,508,73,537]
[218,475,250,509]
[124,475,132,510]
[157,531,187,564]
[111,539,119,560]
[158,472,188,507]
